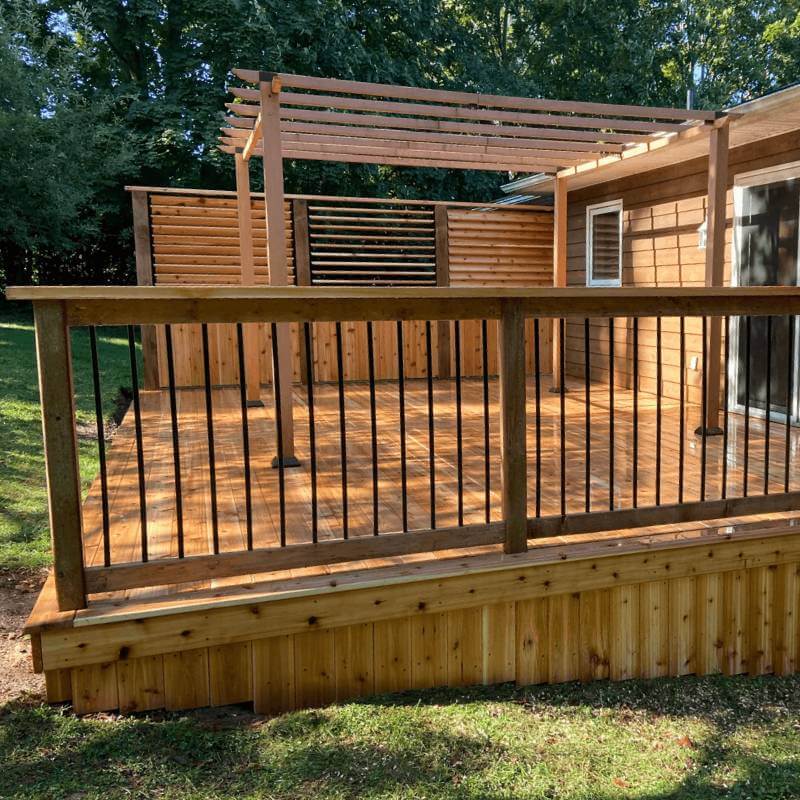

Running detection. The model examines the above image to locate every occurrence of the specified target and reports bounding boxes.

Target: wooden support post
[34,302,87,610]
[260,76,296,464]
[434,204,451,379]
[700,118,730,436]
[235,152,262,406]
[499,299,528,554]
[293,199,312,385]
[551,176,567,393]
[131,190,160,390]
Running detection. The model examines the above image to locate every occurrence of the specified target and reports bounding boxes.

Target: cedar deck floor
[81,374,800,607]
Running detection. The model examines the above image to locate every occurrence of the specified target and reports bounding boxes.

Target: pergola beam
[232,68,719,122]
[241,113,262,161]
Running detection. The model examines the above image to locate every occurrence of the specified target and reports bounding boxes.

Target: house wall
[564,129,800,406]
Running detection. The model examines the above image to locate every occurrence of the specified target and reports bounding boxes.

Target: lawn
[0,299,139,569]
[2,299,800,800]
[2,675,800,799]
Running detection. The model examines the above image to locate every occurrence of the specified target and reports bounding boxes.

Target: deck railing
[11,285,800,611]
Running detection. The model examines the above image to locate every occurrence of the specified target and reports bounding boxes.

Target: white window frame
[586,199,623,287]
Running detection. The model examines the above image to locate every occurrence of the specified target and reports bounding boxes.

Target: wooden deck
[80,373,800,602]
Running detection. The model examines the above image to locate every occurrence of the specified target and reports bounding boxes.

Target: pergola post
[434,204,451,379]
[551,175,568,392]
[234,152,262,405]
[260,75,297,464]
[699,117,730,436]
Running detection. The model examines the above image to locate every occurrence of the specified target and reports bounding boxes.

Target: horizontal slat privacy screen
[139,189,553,290]
[149,192,295,285]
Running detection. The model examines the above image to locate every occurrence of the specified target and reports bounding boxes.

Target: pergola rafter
[221,70,721,174]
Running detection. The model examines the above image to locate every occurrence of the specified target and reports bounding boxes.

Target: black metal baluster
[482,319,491,523]
[164,325,185,558]
[559,318,567,517]
[236,323,254,550]
[743,316,752,497]
[271,323,288,546]
[89,327,110,567]
[397,320,408,531]
[584,318,591,513]
[366,321,379,535]
[127,326,148,561]
[455,320,464,526]
[534,319,542,517]
[608,318,615,511]
[700,317,708,502]
[201,324,220,554]
[764,316,773,495]
[656,317,662,505]
[425,320,436,528]
[721,316,730,500]
[335,321,348,539]
[304,322,319,542]
[632,318,639,508]
[679,317,686,504]
[785,315,794,493]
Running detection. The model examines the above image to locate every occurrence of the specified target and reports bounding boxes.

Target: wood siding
[564,129,800,403]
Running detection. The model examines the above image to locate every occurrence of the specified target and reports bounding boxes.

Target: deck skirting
[32,524,800,714]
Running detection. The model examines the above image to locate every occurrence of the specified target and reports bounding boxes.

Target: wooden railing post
[551,176,568,393]
[131,190,160,390]
[434,204,451,379]
[700,117,730,435]
[293,199,312,385]
[499,299,528,553]
[34,302,87,610]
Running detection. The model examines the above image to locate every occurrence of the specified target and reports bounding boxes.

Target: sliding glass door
[732,166,800,420]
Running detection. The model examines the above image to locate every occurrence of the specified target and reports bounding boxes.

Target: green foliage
[3,674,800,798]
[0,301,139,568]
[0,0,799,288]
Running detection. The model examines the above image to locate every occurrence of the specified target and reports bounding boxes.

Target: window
[586,200,623,286]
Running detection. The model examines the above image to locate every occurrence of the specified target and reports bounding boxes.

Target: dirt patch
[0,569,46,705]
[75,386,132,442]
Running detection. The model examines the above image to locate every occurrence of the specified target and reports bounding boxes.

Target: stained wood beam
[234,153,261,404]
[241,113,262,161]
[259,76,296,462]
[701,117,731,435]
[131,190,160,389]
[551,176,568,392]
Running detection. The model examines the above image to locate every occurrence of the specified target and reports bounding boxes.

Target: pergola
[219,71,731,461]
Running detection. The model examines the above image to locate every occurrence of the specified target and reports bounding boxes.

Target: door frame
[728,160,800,424]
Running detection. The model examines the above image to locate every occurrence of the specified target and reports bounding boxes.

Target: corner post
[701,117,730,435]
[551,176,567,392]
[34,301,87,610]
[235,152,262,405]
[260,75,296,462]
[131,190,160,390]
[499,299,528,554]
[434,204,451,378]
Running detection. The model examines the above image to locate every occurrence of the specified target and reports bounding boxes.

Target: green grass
[2,675,800,799]
[0,299,140,569]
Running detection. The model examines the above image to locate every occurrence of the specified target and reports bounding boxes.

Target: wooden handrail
[9,286,800,325]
